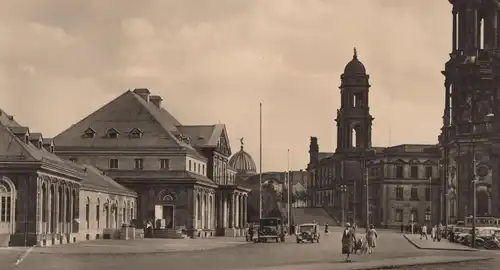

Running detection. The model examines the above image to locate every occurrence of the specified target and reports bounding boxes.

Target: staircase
[291,207,338,226]
[153,229,186,239]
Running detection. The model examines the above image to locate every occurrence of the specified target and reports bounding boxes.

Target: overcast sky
[0,0,451,171]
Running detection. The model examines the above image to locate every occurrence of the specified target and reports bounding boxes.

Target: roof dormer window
[83,128,96,138]
[106,128,119,139]
[38,141,42,149]
[129,128,143,139]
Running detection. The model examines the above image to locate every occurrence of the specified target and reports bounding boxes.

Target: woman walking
[341,223,356,262]
[366,224,378,254]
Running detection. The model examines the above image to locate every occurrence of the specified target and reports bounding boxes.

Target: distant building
[307,50,440,228]
[53,88,249,238]
[0,109,136,247]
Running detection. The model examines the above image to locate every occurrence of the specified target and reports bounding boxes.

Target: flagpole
[287,149,291,228]
[259,102,263,219]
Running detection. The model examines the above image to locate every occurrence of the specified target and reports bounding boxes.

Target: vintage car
[254,217,286,243]
[296,223,320,243]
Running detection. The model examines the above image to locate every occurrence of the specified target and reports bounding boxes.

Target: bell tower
[335,48,374,153]
[441,0,500,221]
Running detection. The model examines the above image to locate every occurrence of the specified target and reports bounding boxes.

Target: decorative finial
[240,137,244,150]
[353,47,358,59]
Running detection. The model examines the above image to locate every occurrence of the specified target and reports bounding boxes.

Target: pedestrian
[431,225,437,241]
[437,223,443,242]
[324,223,329,235]
[420,224,428,240]
[341,223,356,263]
[366,224,378,254]
[400,223,404,233]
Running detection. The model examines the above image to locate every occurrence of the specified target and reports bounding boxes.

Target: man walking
[420,224,428,240]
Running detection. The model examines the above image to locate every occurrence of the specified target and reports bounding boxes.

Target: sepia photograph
[0,0,499,269]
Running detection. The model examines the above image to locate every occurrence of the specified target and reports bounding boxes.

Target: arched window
[0,181,12,223]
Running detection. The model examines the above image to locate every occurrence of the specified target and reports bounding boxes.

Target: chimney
[309,136,319,165]
[150,95,163,108]
[133,88,151,102]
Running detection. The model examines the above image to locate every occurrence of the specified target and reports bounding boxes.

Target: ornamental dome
[229,138,257,174]
[343,47,366,75]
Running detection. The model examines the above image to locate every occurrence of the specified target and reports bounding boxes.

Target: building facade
[439,0,500,224]
[0,109,137,247]
[53,88,248,238]
[307,50,441,228]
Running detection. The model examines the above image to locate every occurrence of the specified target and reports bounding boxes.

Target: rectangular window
[160,159,170,170]
[85,204,90,229]
[189,160,192,171]
[202,165,205,175]
[396,187,404,200]
[396,166,404,178]
[425,166,433,178]
[425,188,431,201]
[134,159,143,170]
[410,166,418,179]
[198,163,201,173]
[395,209,403,222]
[410,187,419,200]
[109,159,119,169]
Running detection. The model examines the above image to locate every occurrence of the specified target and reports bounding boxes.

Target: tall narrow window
[160,159,170,170]
[425,166,433,178]
[351,128,357,148]
[134,159,143,170]
[410,166,418,179]
[96,203,100,229]
[85,198,90,229]
[480,18,485,49]
[109,159,119,169]
[189,160,192,171]
[396,165,404,178]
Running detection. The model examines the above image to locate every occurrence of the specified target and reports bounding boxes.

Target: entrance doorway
[154,205,174,229]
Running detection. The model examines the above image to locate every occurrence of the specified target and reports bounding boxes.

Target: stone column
[212,194,216,229]
[223,195,227,228]
[228,194,233,228]
[55,185,60,233]
[243,195,247,225]
[193,190,198,230]
[201,192,205,229]
[240,195,244,228]
[47,185,52,234]
[69,191,74,233]
[235,193,239,228]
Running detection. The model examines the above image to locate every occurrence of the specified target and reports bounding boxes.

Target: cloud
[0,0,452,170]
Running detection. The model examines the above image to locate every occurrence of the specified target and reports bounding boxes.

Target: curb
[403,234,478,252]
[357,256,492,270]
[33,242,250,256]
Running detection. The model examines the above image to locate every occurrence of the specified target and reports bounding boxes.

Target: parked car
[463,227,500,247]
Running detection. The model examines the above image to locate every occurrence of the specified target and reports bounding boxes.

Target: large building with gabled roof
[54,88,249,238]
[0,108,137,247]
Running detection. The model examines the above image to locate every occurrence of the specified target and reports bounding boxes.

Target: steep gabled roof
[53,90,204,159]
[81,165,136,196]
[0,110,85,175]
[177,124,228,148]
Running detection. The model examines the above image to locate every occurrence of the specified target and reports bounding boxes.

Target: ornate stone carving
[158,189,176,202]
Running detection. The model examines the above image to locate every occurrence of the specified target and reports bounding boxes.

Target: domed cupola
[229,138,257,174]
[343,48,366,75]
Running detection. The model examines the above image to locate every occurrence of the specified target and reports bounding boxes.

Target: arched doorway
[0,177,16,234]
[477,189,489,216]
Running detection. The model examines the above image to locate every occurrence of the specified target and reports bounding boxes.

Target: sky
[0,0,451,172]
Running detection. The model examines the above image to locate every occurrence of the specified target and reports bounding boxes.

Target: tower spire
[353,47,358,59]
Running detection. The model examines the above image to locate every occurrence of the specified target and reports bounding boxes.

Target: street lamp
[470,112,494,248]
[340,184,347,227]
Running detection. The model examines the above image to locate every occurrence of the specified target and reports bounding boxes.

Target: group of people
[419,223,445,242]
[341,223,378,262]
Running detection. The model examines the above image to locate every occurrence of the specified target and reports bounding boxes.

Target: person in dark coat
[341,223,356,262]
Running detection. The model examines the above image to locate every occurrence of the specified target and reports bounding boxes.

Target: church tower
[441,0,500,221]
[335,48,374,153]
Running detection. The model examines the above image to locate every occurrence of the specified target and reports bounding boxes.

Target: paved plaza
[0,228,493,270]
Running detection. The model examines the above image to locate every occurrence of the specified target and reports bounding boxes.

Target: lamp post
[340,184,347,227]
